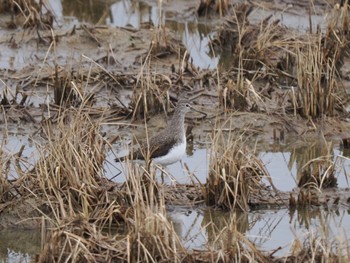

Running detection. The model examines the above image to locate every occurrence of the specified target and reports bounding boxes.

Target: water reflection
[61,0,219,69]
[107,1,162,28]
[248,9,325,32]
[168,21,219,69]
[169,206,350,256]
[62,0,109,24]
[0,0,219,70]
[259,139,350,191]
[0,229,41,262]
[106,136,350,191]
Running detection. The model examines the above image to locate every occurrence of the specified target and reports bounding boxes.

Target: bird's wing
[148,136,177,159]
[115,130,177,162]
[130,131,177,160]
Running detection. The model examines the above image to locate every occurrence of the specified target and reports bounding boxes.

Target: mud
[1,0,350,261]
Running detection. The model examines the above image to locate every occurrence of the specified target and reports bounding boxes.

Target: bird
[115,99,206,166]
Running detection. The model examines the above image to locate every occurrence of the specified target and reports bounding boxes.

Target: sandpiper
[116,99,206,166]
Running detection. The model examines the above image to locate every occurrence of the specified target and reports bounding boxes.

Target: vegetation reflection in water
[60,0,220,69]
[1,0,350,262]
[0,229,41,262]
[168,205,350,257]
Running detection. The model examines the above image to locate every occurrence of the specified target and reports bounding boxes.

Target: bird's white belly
[153,140,186,166]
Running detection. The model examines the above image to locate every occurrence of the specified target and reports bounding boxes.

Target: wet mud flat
[1,0,350,262]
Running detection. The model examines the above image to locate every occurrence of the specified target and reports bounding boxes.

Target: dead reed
[286,225,350,263]
[214,3,289,72]
[4,0,54,30]
[28,101,187,261]
[293,2,350,118]
[52,66,78,107]
[39,155,186,262]
[219,77,264,112]
[325,1,350,69]
[191,210,271,262]
[0,145,11,202]
[197,0,231,17]
[27,108,126,261]
[295,36,342,117]
[130,67,170,119]
[52,66,96,108]
[29,109,120,225]
[123,162,187,262]
[215,3,290,111]
[206,118,268,211]
[288,141,337,208]
[294,141,337,190]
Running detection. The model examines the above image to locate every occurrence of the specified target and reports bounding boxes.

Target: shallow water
[1,0,349,262]
[107,136,350,191]
[3,127,350,260]
[0,229,41,262]
[1,0,328,71]
[169,205,350,256]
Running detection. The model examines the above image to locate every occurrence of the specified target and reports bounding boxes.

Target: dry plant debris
[1,0,350,262]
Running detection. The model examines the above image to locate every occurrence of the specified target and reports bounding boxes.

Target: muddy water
[1,0,350,262]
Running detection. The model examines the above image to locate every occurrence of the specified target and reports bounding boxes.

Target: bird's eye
[186,103,190,107]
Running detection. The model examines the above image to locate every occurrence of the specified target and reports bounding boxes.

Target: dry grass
[285,226,350,263]
[122,163,187,262]
[214,3,291,111]
[201,212,271,263]
[206,118,269,211]
[214,3,289,73]
[294,35,344,117]
[293,141,337,190]
[287,141,337,207]
[28,101,275,262]
[292,2,350,117]
[197,0,231,17]
[130,69,170,120]
[28,109,118,225]
[26,107,124,261]
[214,2,350,117]
[52,65,97,108]
[22,99,185,261]
[3,0,54,30]
[0,144,12,203]
[219,78,264,112]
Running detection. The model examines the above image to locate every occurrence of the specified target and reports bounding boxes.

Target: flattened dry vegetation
[1,0,350,262]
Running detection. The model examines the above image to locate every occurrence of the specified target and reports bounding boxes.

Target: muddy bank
[1,0,350,262]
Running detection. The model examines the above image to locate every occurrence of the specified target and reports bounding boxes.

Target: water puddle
[106,137,350,190]
[4,123,350,260]
[248,8,325,32]
[169,206,350,257]
[103,0,220,69]
[0,229,41,262]
[0,0,330,71]
[1,0,349,261]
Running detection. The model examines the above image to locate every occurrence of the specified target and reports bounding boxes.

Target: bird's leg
[156,165,176,185]
[161,170,164,184]
[155,164,166,183]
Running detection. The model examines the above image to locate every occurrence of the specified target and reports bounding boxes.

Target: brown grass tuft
[294,142,337,190]
[295,35,345,117]
[4,0,54,30]
[206,118,268,211]
[0,145,12,203]
[27,108,122,226]
[130,70,170,119]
